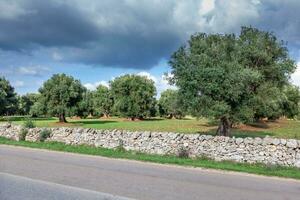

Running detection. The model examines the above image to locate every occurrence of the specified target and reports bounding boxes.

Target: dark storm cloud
[0,0,300,69]
[0,0,99,50]
[255,0,300,47]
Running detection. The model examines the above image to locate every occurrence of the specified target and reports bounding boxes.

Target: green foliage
[93,85,114,117]
[177,146,189,158]
[4,116,13,124]
[158,89,184,119]
[30,101,46,117]
[281,85,300,119]
[19,128,28,141]
[254,84,300,120]
[18,93,39,115]
[23,118,36,128]
[169,26,296,135]
[110,74,156,120]
[39,129,52,142]
[0,77,18,116]
[76,90,94,118]
[253,83,283,120]
[38,74,86,122]
[115,139,126,152]
[149,99,158,117]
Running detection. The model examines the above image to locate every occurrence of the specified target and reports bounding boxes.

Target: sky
[0,0,300,96]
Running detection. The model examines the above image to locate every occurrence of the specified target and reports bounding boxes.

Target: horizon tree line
[0,74,184,122]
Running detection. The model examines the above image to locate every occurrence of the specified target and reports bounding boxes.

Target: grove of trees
[1,26,300,136]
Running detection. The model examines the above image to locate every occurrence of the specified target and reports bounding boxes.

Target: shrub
[177,146,189,158]
[39,129,52,142]
[23,118,35,128]
[19,128,28,141]
[115,139,126,152]
[4,117,13,125]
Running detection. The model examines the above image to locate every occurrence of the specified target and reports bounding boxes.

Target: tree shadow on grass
[143,117,194,121]
[246,122,270,129]
[70,120,118,125]
[231,130,275,138]
[141,118,165,121]
[196,128,275,138]
[201,120,219,127]
[0,116,56,122]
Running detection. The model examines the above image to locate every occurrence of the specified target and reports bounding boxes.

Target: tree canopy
[281,85,300,119]
[38,74,86,122]
[93,85,114,117]
[169,27,296,136]
[76,90,95,118]
[0,77,17,116]
[110,74,156,120]
[158,89,184,119]
[18,93,39,115]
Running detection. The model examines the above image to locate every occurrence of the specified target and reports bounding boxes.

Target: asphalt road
[0,172,132,200]
[0,145,300,200]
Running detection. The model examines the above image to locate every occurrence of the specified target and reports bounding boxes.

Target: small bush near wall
[115,139,126,152]
[23,119,36,128]
[19,128,28,141]
[177,146,190,158]
[39,129,51,142]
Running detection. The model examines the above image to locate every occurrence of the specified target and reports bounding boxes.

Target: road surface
[0,145,300,200]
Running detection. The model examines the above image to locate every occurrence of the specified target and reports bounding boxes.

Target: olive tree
[110,74,156,120]
[38,74,85,122]
[158,89,184,119]
[169,27,296,136]
[93,85,113,117]
[18,93,39,115]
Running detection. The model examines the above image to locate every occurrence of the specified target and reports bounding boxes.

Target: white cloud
[52,52,63,61]
[17,66,50,76]
[199,0,215,15]
[13,80,24,88]
[0,0,32,20]
[291,62,300,87]
[137,71,157,82]
[84,80,109,90]
[137,71,176,97]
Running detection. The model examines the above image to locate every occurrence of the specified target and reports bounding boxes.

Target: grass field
[2,116,300,139]
[0,136,299,180]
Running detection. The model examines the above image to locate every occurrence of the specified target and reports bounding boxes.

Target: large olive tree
[110,74,156,120]
[93,85,114,117]
[38,74,85,122]
[169,27,296,136]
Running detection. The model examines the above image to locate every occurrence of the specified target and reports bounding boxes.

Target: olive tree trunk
[216,116,231,136]
[59,113,67,123]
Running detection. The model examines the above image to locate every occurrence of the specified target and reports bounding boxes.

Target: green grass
[2,116,300,139]
[1,136,299,180]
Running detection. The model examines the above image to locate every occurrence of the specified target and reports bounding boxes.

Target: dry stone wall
[1,123,300,167]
